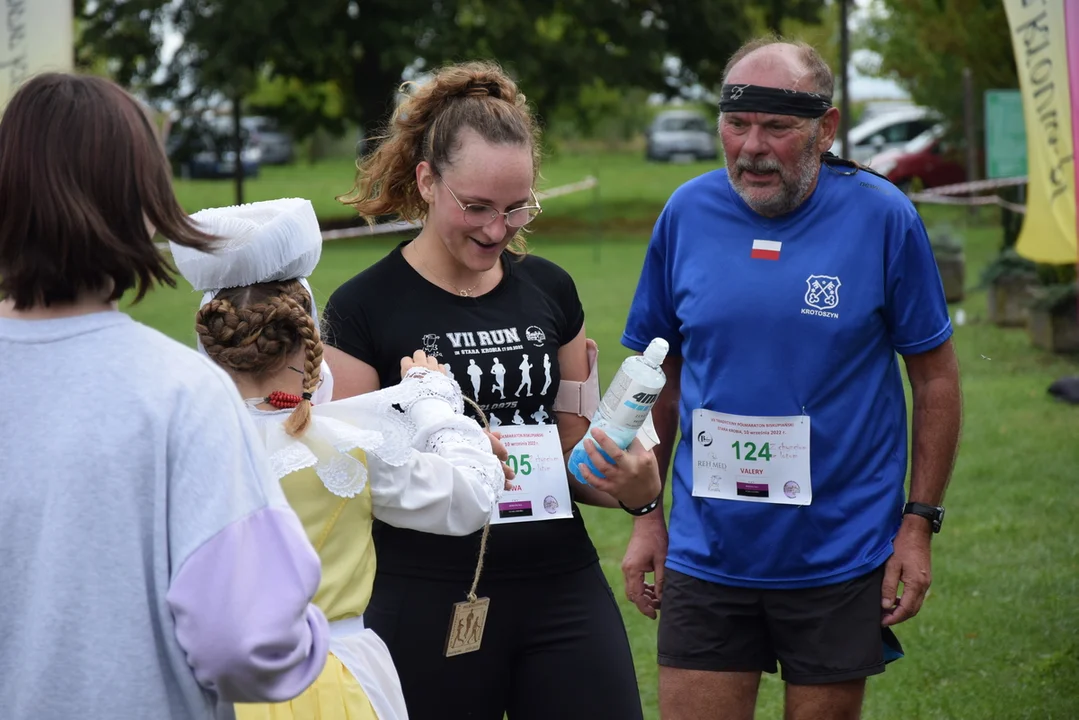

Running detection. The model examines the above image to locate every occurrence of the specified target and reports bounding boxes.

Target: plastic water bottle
[567,338,669,484]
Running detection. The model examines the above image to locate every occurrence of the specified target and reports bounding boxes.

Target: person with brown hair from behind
[173,197,509,720]
[321,60,663,720]
[0,73,329,720]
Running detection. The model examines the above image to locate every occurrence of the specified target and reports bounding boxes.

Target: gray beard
[727,129,821,217]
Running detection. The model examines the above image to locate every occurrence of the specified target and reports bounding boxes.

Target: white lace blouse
[246,367,504,536]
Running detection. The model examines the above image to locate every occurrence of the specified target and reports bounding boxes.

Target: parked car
[866,124,968,192]
[645,110,718,162]
[830,106,940,165]
[857,101,919,124]
[166,118,261,180]
[240,116,295,165]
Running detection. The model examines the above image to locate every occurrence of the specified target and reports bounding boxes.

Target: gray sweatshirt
[0,310,328,719]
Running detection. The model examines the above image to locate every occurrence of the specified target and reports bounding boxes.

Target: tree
[768,0,841,76]
[78,1,826,142]
[246,74,350,149]
[76,0,834,178]
[170,0,297,204]
[253,0,763,141]
[862,0,1018,158]
[76,0,299,204]
[758,0,831,35]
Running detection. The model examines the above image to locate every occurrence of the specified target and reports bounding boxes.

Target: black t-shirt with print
[323,241,600,581]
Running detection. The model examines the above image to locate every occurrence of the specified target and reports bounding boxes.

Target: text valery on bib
[691,409,812,506]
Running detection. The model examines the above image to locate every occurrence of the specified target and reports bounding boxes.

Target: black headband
[719,84,832,118]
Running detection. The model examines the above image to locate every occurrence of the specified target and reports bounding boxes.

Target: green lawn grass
[172,150,723,229]
[147,158,1079,719]
[172,157,361,222]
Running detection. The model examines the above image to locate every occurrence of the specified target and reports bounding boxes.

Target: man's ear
[817,107,841,154]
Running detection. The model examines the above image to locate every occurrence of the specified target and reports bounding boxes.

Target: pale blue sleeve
[622,204,683,356]
[164,363,328,702]
[883,210,954,354]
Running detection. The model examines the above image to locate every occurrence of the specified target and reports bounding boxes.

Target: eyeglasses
[439,176,542,228]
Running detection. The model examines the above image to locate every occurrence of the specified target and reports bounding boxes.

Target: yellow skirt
[234,652,378,720]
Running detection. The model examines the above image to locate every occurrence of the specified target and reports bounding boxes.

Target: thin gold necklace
[412,243,487,297]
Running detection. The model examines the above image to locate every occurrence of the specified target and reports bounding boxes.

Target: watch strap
[619,493,661,517]
[903,502,944,533]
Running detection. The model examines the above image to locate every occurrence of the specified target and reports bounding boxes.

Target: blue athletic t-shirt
[622,166,952,589]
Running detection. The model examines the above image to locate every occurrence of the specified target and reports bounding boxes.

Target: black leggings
[364,562,644,720]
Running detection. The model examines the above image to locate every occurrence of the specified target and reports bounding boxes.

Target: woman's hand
[486,430,516,490]
[399,349,444,378]
[573,428,661,509]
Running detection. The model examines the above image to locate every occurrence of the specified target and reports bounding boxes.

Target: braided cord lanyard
[461,396,492,602]
[443,395,498,657]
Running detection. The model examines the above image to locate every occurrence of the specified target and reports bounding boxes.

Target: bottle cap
[643,337,669,366]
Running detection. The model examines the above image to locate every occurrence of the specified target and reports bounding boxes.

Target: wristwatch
[903,502,945,533]
[620,493,661,517]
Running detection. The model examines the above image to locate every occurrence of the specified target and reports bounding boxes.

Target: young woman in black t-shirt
[322,61,662,720]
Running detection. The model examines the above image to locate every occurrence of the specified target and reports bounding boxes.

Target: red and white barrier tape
[907,175,1028,214]
[320,219,417,241]
[913,176,1028,196]
[160,176,600,250]
[535,176,598,200]
[319,176,598,241]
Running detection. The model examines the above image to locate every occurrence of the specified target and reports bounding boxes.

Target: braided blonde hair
[195,280,324,437]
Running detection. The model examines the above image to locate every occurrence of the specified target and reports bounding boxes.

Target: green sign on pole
[984,89,1028,179]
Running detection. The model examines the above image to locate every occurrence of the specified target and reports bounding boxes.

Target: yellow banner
[1,0,74,110]
[1004,0,1077,264]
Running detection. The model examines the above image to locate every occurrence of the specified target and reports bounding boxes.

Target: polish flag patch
[751,239,782,261]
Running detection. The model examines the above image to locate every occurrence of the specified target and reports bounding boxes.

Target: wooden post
[232,93,245,207]
[962,67,978,216]
[839,0,851,159]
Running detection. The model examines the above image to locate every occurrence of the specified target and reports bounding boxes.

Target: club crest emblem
[804,275,841,311]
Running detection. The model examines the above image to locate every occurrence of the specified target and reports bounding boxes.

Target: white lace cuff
[400,367,464,414]
[415,416,491,453]
[409,397,456,430]
[415,416,504,503]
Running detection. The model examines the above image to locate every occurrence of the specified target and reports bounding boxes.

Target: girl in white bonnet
[172,197,509,720]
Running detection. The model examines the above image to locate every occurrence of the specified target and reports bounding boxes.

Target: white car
[830,106,940,165]
[645,110,719,163]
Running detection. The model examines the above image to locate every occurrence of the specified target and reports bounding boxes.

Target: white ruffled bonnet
[169,197,334,403]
